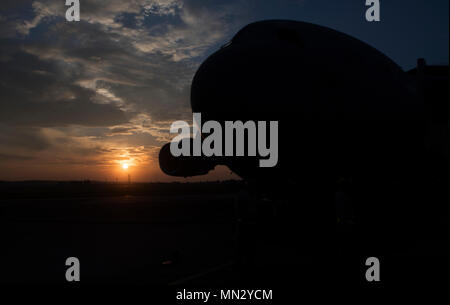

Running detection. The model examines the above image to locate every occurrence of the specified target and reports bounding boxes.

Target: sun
[122,163,129,170]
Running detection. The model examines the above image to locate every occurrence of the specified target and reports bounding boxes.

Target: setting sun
[122,163,129,170]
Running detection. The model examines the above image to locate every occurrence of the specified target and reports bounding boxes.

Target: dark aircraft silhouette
[159,21,449,261]
[158,19,448,282]
[160,20,448,190]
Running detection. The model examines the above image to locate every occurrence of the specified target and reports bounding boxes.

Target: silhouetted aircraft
[159,20,448,191]
[158,20,448,281]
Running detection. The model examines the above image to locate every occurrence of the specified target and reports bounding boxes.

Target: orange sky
[0,159,239,182]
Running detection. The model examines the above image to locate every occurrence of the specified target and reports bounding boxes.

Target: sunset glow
[1,0,441,183]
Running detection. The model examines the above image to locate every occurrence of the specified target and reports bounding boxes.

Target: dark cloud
[0,126,50,151]
[0,153,33,161]
[109,126,136,134]
[0,47,129,127]
[0,0,242,133]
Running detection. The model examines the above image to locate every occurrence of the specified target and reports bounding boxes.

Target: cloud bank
[0,0,246,180]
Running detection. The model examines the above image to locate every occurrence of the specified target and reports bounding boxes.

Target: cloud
[0,0,247,179]
[0,46,129,127]
[0,125,50,151]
